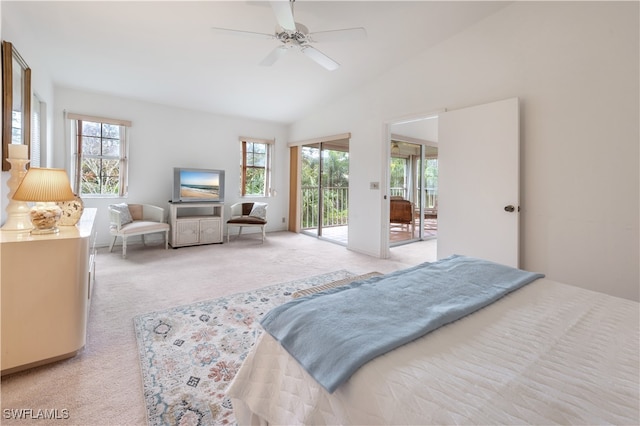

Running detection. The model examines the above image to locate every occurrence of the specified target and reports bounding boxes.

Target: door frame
[288,133,351,244]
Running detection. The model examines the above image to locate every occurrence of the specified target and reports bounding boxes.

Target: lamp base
[1,208,33,232]
[30,226,60,235]
[29,203,62,235]
[2,158,31,232]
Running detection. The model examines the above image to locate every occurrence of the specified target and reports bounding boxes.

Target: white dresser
[1,208,97,375]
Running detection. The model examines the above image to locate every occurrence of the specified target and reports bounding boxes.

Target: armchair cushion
[116,221,170,235]
[128,204,143,221]
[249,202,268,220]
[227,216,267,225]
[111,203,133,225]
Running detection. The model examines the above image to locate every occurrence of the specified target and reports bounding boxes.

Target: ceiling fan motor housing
[276,23,310,46]
[212,1,365,71]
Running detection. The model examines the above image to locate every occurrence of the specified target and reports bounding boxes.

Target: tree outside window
[390,157,407,198]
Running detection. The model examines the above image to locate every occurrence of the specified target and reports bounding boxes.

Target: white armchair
[226,202,267,243]
[108,203,170,258]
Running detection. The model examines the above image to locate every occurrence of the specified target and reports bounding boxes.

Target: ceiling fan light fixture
[211,0,364,71]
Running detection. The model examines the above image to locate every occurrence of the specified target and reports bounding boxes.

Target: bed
[226,256,640,425]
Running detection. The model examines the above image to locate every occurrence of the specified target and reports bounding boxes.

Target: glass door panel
[301,140,349,244]
[423,151,439,239]
[390,140,422,245]
[320,146,349,243]
[301,144,320,236]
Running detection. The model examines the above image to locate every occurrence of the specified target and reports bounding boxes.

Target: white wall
[290,2,639,300]
[53,88,290,247]
[2,2,637,300]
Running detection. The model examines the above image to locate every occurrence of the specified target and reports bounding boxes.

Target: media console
[169,202,224,247]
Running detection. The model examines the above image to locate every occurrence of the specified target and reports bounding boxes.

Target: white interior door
[437,97,520,267]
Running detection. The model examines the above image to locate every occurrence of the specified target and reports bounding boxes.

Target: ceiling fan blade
[270,1,296,32]
[259,46,289,66]
[309,27,367,43]
[300,45,339,71]
[211,27,274,40]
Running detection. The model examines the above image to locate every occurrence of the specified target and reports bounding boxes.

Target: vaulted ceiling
[2,1,509,124]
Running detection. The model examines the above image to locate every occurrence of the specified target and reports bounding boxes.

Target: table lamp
[12,168,76,234]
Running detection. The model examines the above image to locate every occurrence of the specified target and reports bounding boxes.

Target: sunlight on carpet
[134,270,357,426]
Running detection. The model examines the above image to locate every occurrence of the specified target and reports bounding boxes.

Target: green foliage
[301,146,349,229]
[301,145,439,229]
[425,158,438,189]
[390,157,407,197]
[244,167,265,196]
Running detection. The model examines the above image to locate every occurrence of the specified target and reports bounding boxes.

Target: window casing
[240,137,273,197]
[68,113,131,197]
[30,93,43,167]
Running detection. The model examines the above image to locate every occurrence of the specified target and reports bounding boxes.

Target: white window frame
[30,93,45,167]
[67,112,132,198]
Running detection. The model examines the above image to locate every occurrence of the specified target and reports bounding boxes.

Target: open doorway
[388,116,438,247]
[384,98,519,263]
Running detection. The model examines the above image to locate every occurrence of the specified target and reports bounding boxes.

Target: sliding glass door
[390,141,421,244]
[300,140,349,244]
[389,140,438,245]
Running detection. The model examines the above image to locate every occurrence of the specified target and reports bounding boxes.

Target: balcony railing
[301,186,348,229]
[302,186,437,230]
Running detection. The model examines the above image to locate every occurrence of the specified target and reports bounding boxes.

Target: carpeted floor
[0,231,436,425]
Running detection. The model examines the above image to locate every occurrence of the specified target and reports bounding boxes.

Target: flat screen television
[172,167,225,203]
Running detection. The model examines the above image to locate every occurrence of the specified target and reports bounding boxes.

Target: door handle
[504,205,515,212]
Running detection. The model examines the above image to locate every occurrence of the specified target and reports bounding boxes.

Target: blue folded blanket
[260,255,544,393]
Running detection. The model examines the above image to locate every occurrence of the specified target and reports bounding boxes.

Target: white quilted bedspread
[227,278,640,425]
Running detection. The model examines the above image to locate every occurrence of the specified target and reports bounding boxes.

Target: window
[390,157,408,199]
[30,93,44,167]
[67,113,132,197]
[240,137,273,197]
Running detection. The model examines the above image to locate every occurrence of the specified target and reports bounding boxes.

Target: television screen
[173,168,225,203]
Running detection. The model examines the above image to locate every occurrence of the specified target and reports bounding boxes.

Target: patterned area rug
[134,270,355,426]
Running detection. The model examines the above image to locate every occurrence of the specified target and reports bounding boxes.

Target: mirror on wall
[2,41,31,171]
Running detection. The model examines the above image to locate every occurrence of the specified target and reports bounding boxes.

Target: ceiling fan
[212,0,366,71]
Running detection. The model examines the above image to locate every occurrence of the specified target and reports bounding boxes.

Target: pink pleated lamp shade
[13,168,75,202]
[12,168,76,234]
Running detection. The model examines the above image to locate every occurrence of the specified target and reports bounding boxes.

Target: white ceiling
[2,1,509,124]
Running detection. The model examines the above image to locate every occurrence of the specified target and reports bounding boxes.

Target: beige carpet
[0,231,436,425]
